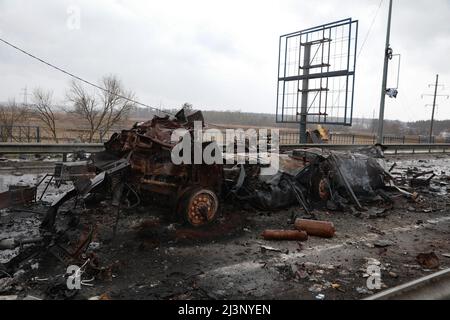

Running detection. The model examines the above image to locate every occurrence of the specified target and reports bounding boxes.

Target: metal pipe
[262,230,308,242]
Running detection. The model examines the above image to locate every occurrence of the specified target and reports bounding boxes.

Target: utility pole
[422,74,449,143]
[377,0,393,144]
[299,43,312,144]
[372,109,376,133]
[429,75,439,143]
[21,86,30,106]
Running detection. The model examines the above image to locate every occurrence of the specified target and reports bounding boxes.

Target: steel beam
[279,70,353,82]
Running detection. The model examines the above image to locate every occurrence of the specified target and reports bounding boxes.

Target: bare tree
[97,76,136,141]
[32,88,59,143]
[67,75,135,142]
[0,99,29,142]
[66,80,97,142]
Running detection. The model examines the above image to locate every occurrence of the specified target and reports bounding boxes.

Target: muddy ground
[0,154,449,300]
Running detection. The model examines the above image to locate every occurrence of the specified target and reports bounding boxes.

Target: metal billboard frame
[276,18,359,143]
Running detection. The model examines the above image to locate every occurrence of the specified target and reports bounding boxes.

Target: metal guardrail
[279,132,448,145]
[365,268,450,300]
[0,143,104,154]
[280,143,450,154]
[0,143,449,155]
[279,143,450,154]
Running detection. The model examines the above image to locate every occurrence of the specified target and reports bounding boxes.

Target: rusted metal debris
[0,185,37,209]
[42,109,223,231]
[1,109,226,278]
[261,219,335,242]
[294,219,336,239]
[262,230,308,241]
[307,126,329,144]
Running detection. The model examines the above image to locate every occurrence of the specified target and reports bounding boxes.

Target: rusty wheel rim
[318,178,330,200]
[186,189,218,227]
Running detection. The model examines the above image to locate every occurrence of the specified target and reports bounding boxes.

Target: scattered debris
[0,237,43,250]
[389,272,399,279]
[356,287,372,295]
[416,252,440,270]
[89,293,111,300]
[308,284,324,294]
[373,240,395,248]
[0,185,37,210]
[260,246,283,254]
[1,109,449,300]
[410,171,435,188]
[331,283,341,290]
[368,207,390,219]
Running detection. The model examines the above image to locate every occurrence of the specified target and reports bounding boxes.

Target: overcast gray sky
[0,0,449,121]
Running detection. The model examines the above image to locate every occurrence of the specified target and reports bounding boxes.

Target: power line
[0,37,175,116]
[357,0,384,59]
[0,37,235,130]
[332,1,385,113]
[0,38,241,129]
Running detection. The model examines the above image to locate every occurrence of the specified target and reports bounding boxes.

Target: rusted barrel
[294,219,335,238]
[262,230,308,241]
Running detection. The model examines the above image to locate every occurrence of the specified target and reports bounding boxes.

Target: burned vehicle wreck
[229,145,401,217]
[42,109,403,235]
[1,109,437,301]
[42,109,224,232]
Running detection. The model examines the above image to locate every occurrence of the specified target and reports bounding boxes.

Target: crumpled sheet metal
[104,109,205,154]
[329,152,387,196]
[293,147,390,198]
[231,146,392,211]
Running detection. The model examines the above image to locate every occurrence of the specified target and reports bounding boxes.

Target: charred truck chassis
[42,110,223,231]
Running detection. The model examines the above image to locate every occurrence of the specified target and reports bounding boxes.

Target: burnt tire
[177,187,219,227]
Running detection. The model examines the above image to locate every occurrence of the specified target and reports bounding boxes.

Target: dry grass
[7,112,446,145]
